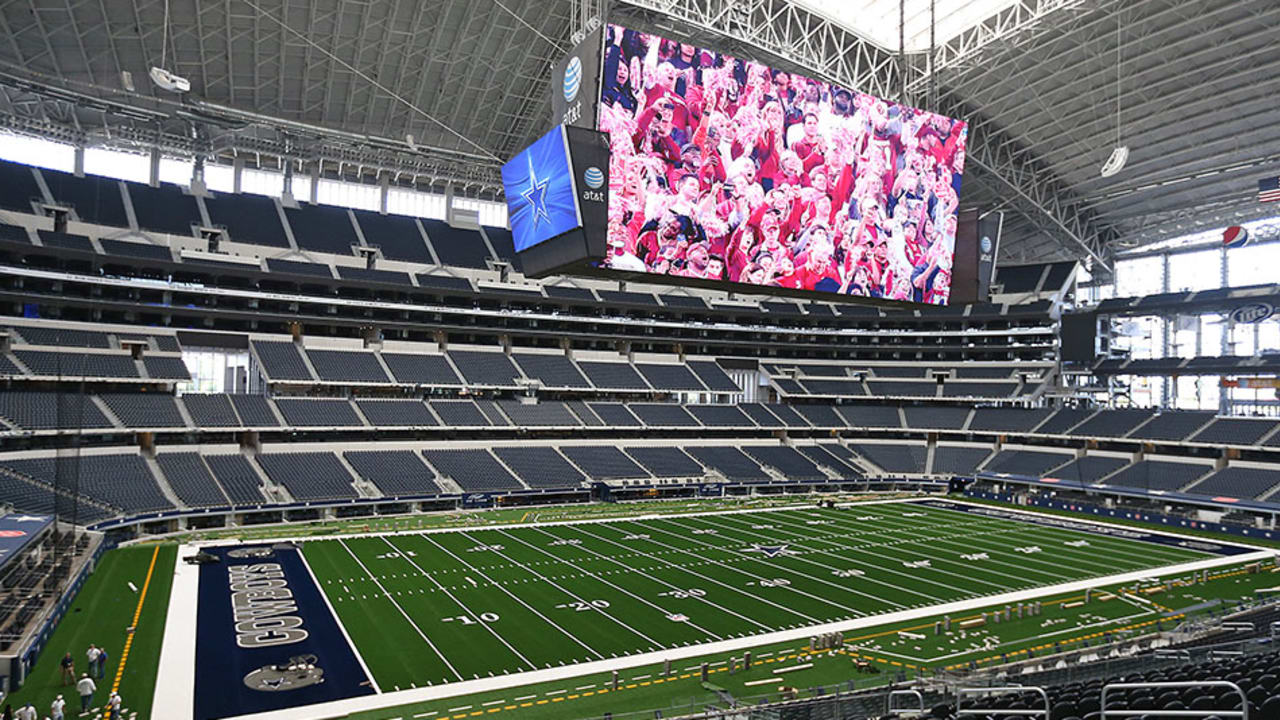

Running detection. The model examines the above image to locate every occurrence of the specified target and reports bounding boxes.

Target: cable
[160,0,171,68]
[1115,9,1122,148]
[492,0,564,50]
[240,0,501,161]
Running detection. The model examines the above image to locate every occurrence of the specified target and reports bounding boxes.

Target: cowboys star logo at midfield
[243,654,325,692]
[744,543,797,558]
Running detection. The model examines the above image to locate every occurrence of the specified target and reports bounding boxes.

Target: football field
[299,499,1224,693]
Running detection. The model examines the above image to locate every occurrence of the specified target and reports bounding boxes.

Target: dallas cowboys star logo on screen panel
[521,155,553,229]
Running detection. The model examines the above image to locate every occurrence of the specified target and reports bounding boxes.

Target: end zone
[154,543,375,720]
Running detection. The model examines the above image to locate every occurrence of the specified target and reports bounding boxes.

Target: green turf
[163,493,915,544]
[5,544,175,720]
[338,562,1280,720]
[302,500,1213,695]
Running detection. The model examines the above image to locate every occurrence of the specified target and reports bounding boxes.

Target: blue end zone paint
[194,544,374,720]
[911,498,1260,557]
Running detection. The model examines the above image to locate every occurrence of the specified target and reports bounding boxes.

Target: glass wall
[0,131,500,228]
[178,348,251,394]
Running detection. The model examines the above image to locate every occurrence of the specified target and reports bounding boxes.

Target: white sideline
[156,497,1278,720]
[153,545,200,720]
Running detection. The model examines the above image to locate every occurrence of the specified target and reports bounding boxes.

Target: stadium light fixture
[149,67,190,94]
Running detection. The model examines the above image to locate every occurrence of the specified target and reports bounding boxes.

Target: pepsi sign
[1223,225,1249,248]
[1230,302,1273,324]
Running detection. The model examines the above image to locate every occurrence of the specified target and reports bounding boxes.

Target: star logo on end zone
[563,56,582,102]
[521,155,553,229]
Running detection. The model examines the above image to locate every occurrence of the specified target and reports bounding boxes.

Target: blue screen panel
[502,125,582,252]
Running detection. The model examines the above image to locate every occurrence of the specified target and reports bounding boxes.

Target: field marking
[151,546,199,720]
[776,508,1195,591]
[722,511,991,598]
[863,505,1200,571]
[799,509,1092,583]
[614,518,869,619]
[657,515,911,610]
[297,546,382,693]
[397,534,608,661]
[896,504,1206,567]
[338,538,465,682]
[781,510,1098,586]
[497,526,725,641]
[104,546,159,719]
[375,536,540,671]
[209,499,1278,720]
[689,512,958,603]
[870,607,1156,664]
[568,522,826,625]
[525,525,776,633]
[180,495,931,550]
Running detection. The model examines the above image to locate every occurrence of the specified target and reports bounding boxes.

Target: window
[178,348,250,394]
[317,178,380,212]
[1167,249,1222,292]
[1114,255,1164,297]
[453,197,508,227]
[84,148,150,183]
[289,174,313,201]
[158,157,194,186]
[241,168,284,197]
[0,131,76,172]
[1174,375,1220,411]
[204,164,235,193]
[1227,243,1280,288]
[387,187,447,219]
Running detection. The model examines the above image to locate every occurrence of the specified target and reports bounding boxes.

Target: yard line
[772,509,1044,586]
[523,525,776,633]
[590,520,864,619]
[399,534,608,660]
[657,515,910,609]
[632,516,910,615]
[567,523,825,626]
[497,527,725,640]
[696,512,944,602]
[812,507,1183,578]
[871,503,1195,566]
[379,535,543,670]
[852,510,1131,580]
[337,538,463,682]
[762,511,1026,591]
[716,511,1003,597]
[297,547,382,694]
[806,511,1085,583]
[894,503,1207,566]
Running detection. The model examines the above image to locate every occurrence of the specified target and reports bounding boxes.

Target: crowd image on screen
[597,25,967,304]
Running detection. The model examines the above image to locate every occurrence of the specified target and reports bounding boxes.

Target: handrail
[957,686,1049,718]
[1102,681,1247,720]
[889,689,926,716]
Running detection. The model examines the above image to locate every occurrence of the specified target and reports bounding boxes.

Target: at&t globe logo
[583,166,604,189]
[563,56,582,102]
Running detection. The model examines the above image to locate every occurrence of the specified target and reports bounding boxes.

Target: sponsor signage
[1230,302,1274,324]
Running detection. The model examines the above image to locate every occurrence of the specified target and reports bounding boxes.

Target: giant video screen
[596,24,967,304]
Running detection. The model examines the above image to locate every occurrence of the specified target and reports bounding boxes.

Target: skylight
[787,0,1019,53]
